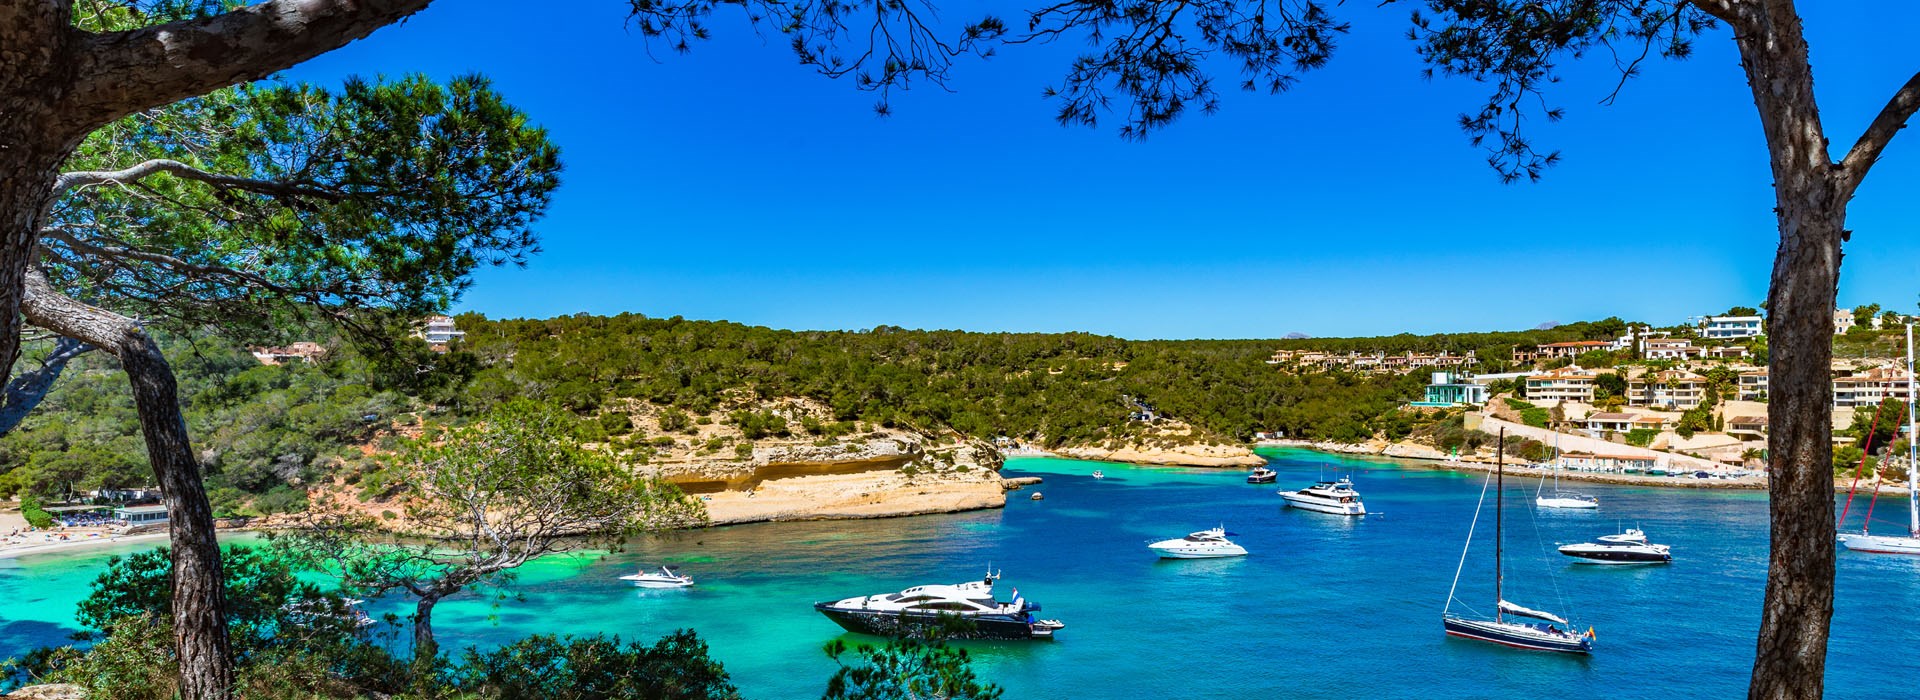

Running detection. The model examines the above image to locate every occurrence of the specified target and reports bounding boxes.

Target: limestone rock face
[6,684,86,700]
[614,398,1008,524]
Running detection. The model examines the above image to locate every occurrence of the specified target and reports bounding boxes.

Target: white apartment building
[1525,367,1600,403]
[1701,315,1764,340]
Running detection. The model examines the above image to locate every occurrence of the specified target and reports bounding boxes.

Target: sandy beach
[0,529,173,560]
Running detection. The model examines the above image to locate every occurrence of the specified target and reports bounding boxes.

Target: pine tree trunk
[121,336,233,700]
[413,595,441,665]
[19,275,234,700]
[1751,212,1842,700]
[1724,4,1845,696]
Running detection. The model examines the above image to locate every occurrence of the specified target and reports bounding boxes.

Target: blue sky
[285,1,1920,339]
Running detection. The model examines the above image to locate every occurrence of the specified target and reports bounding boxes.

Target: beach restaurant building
[113,505,169,528]
[1559,452,1658,472]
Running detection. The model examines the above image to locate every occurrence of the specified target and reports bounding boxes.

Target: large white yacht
[1279,478,1367,516]
[1147,527,1248,559]
[1557,528,1672,565]
[813,572,1064,640]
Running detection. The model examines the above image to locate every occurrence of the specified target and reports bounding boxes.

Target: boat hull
[1280,492,1366,516]
[1247,475,1277,484]
[1838,533,1920,555]
[813,604,1053,640]
[1535,497,1599,510]
[1443,616,1591,654]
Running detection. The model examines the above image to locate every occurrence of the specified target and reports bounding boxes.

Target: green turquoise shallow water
[6,449,1919,698]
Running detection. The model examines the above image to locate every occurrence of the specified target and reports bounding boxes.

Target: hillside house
[1525,367,1600,403]
[1630,370,1709,410]
[1701,315,1764,340]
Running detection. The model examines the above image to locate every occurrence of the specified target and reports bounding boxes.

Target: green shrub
[20,495,53,529]
[1625,428,1659,447]
[599,412,633,435]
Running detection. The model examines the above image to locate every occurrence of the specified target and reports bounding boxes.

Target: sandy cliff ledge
[632,409,1009,525]
[1055,442,1265,468]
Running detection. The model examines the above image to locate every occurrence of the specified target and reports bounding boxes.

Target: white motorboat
[1558,528,1672,564]
[1092,470,1106,479]
[1837,324,1920,556]
[1279,478,1366,516]
[1537,492,1600,509]
[620,565,694,588]
[1147,527,1248,559]
[1246,467,1277,484]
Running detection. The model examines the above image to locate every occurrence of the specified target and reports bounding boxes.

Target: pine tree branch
[63,0,435,131]
[54,158,339,200]
[1840,69,1920,195]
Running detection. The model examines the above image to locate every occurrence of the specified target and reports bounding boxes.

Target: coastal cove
[4,449,1918,698]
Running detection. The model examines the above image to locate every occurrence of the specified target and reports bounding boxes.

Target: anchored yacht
[1246,467,1277,484]
[813,572,1064,640]
[1279,478,1367,516]
[1147,527,1248,559]
[1557,529,1672,565]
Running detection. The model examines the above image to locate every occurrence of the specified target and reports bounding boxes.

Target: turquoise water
[6,449,1920,698]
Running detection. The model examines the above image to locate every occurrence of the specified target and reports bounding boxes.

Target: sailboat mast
[1496,427,1505,619]
[1907,324,1918,537]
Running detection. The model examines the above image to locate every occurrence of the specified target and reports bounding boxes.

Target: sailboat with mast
[1444,427,1594,654]
[1536,429,1599,509]
[1838,323,1920,556]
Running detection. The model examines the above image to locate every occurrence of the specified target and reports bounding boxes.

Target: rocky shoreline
[1258,440,1914,494]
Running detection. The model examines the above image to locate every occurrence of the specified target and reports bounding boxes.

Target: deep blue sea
[5,448,1919,698]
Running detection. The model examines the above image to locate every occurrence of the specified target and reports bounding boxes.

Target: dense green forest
[1,313,1646,511]
[0,336,410,514]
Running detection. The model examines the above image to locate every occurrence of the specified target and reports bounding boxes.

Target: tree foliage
[284,399,704,660]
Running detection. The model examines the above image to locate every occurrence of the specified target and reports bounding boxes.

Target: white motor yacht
[621,565,695,588]
[1147,527,1248,559]
[1557,528,1672,565]
[813,572,1063,640]
[1278,478,1366,516]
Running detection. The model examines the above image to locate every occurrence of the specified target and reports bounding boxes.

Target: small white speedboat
[1147,527,1248,559]
[620,565,694,588]
[1092,470,1106,479]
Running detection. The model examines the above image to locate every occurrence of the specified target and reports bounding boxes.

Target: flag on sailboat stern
[1498,599,1568,625]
